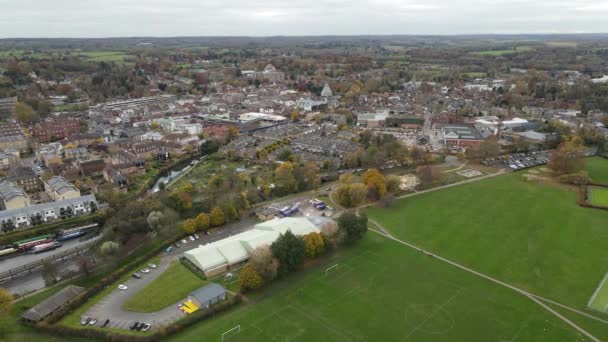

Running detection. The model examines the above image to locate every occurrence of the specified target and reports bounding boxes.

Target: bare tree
[248,246,279,283]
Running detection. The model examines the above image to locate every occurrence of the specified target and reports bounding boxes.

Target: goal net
[325,264,339,276]
[221,325,241,341]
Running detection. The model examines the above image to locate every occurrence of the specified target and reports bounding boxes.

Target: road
[0,234,102,274]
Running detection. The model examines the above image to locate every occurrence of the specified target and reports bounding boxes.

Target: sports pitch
[170,233,587,341]
[367,172,608,310]
[587,157,608,184]
[588,273,608,313]
[589,187,608,207]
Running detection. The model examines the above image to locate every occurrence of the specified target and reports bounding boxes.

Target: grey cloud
[0,0,606,37]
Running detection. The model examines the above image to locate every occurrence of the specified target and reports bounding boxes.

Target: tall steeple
[321,83,333,97]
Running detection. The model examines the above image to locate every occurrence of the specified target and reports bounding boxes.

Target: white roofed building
[184,217,333,277]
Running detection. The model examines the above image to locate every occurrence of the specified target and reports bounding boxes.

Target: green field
[461,72,487,78]
[0,49,132,63]
[168,233,589,341]
[367,173,608,310]
[470,46,535,56]
[587,157,608,184]
[122,261,207,312]
[76,51,132,63]
[0,49,58,58]
[588,273,608,313]
[589,187,608,207]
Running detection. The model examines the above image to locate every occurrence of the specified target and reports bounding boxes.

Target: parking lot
[79,220,256,332]
[257,195,335,221]
[483,150,553,171]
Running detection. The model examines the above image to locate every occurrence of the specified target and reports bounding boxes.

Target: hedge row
[0,213,105,245]
[35,294,241,341]
[578,185,608,211]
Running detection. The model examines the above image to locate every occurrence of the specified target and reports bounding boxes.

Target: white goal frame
[325,264,339,276]
[221,325,241,341]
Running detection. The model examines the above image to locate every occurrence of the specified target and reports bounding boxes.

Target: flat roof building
[184,217,333,277]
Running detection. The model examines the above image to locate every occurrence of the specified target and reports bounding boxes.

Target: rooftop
[21,285,85,322]
[45,176,78,195]
[184,217,330,272]
[0,180,28,202]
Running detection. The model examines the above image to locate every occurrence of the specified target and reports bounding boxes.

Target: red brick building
[33,119,81,143]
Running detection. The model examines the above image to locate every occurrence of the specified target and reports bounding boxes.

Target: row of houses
[0,194,97,231]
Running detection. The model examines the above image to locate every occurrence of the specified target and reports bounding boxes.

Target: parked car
[181,239,187,244]
[88,318,98,325]
[175,243,181,248]
[135,322,146,331]
[165,246,173,253]
[189,235,195,241]
[193,234,200,240]
[132,273,142,279]
[101,319,110,328]
[129,322,140,330]
[141,323,151,332]
[80,318,90,326]
[118,284,128,290]
[148,263,157,269]
[141,268,150,274]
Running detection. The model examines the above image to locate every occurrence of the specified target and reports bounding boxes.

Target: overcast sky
[1,0,608,38]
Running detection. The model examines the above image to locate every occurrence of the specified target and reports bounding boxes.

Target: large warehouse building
[184,216,333,277]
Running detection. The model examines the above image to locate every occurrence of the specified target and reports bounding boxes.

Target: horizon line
[2,33,608,40]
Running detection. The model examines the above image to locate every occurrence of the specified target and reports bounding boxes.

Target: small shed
[21,285,85,323]
[256,207,279,221]
[188,283,226,309]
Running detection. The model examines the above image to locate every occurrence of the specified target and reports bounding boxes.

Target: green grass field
[366,173,608,310]
[470,46,536,56]
[587,157,608,184]
[588,273,608,313]
[76,51,131,63]
[168,233,589,341]
[122,261,207,312]
[461,72,487,78]
[0,49,132,63]
[589,187,608,207]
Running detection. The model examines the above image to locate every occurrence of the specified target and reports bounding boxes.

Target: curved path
[83,221,255,331]
[84,254,184,330]
[368,226,602,342]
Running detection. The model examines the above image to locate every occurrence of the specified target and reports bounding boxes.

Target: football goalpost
[221,325,241,341]
[325,263,339,276]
